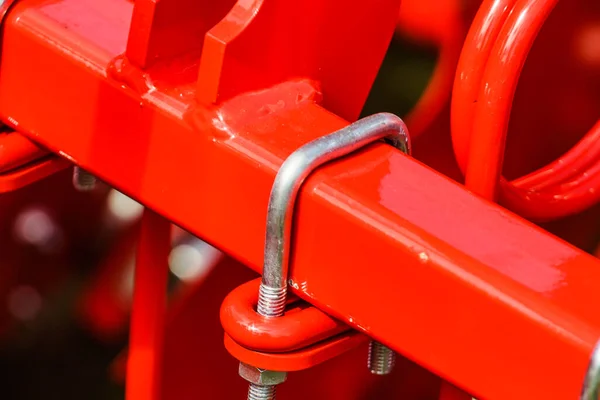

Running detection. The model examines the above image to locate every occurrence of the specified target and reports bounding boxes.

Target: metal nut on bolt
[239,363,287,400]
[239,363,287,386]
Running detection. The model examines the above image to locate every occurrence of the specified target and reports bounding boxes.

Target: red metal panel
[1,1,600,399]
[126,0,235,68]
[195,0,401,120]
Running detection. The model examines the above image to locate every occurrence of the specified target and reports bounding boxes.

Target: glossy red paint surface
[1,0,599,399]
[224,331,368,372]
[221,278,348,352]
[126,0,235,68]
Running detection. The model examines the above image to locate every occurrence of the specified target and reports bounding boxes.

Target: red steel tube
[452,0,600,220]
[126,210,170,400]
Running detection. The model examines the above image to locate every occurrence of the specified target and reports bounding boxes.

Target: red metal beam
[1,1,600,399]
[126,210,170,400]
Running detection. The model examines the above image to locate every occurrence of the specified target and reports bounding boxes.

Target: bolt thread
[73,166,96,191]
[247,383,276,400]
[257,284,287,317]
[368,341,396,375]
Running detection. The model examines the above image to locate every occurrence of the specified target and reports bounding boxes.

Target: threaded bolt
[257,283,287,317]
[368,341,396,375]
[73,166,97,191]
[243,286,287,399]
[247,383,276,400]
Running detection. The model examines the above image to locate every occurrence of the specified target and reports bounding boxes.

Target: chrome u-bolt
[238,113,412,398]
[581,340,600,400]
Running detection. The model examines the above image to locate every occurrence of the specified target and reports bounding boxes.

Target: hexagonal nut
[238,363,287,386]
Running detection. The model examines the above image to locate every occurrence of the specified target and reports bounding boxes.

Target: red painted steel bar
[0,132,47,173]
[1,0,600,399]
[126,210,170,400]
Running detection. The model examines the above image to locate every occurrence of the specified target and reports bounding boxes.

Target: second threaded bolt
[247,383,276,400]
[73,166,97,192]
[368,340,396,375]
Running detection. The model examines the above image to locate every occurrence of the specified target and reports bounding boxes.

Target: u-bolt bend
[257,112,411,317]
[581,340,600,400]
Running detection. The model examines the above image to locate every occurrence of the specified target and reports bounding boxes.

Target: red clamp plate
[220,278,349,353]
[224,331,368,372]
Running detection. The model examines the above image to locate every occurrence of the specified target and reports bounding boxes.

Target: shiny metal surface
[239,363,288,386]
[258,112,411,317]
[581,340,600,400]
[368,341,396,375]
[248,113,410,396]
[72,166,97,192]
[247,384,276,400]
[240,362,286,400]
[8,0,600,395]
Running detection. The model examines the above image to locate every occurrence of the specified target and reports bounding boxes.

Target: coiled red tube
[451,0,600,221]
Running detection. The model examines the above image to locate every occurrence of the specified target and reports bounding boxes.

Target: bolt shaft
[73,166,97,191]
[257,283,287,317]
[368,340,396,375]
[247,383,276,400]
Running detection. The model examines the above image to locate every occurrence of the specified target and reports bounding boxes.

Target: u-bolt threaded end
[247,383,276,400]
[257,284,287,317]
[368,341,396,375]
[73,166,97,192]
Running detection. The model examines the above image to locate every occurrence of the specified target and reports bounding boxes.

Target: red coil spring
[451,0,600,221]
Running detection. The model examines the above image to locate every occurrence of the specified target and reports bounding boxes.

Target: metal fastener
[258,112,410,319]
[239,363,287,400]
[368,341,396,375]
[581,339,600,400]
[72,166,97,191]
[238,113,411,397]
